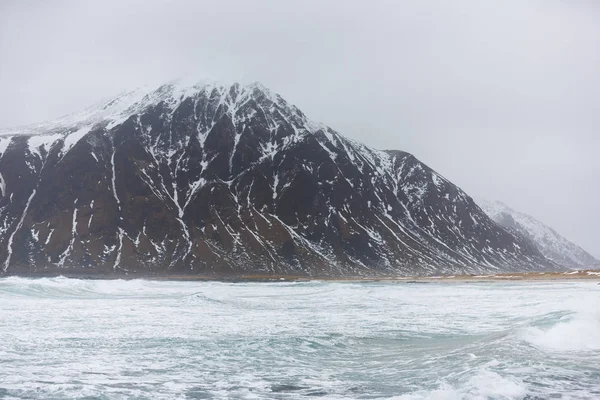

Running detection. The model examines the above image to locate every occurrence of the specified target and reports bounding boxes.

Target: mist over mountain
[0,80,558,276]
[478,199,598,270]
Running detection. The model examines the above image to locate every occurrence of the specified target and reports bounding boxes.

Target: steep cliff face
[478,200,598,270]
[0,81,556,276]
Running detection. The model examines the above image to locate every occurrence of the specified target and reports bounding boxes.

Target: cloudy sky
[1,0,599,257]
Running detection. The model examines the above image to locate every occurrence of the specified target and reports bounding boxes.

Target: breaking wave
[521,303,600,352]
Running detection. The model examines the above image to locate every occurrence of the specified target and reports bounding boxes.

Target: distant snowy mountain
[478,200,598,269]
[0,80,557,277]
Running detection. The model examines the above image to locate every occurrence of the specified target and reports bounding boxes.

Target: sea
[0,277,598,399]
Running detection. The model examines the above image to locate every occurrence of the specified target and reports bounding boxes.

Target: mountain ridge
[477,199,598,269]
[0,80,558,276]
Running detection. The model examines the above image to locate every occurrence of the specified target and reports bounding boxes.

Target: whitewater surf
[0,277,598,399]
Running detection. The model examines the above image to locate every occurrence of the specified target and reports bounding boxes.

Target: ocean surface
[0,277,598,399]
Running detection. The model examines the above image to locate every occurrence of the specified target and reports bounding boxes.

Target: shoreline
[2,270,599,283]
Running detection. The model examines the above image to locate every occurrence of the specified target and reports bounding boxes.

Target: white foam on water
[392,370,527,400]
[0,278,598,399]
[0,276,170,298]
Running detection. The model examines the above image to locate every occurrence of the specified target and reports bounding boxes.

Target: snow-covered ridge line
[0,88,150,136]
[0,80,289,136]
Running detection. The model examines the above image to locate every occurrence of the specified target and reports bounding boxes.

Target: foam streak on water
[0,277,598,399]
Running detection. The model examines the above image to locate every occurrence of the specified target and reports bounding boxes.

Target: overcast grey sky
[1,0,599,257]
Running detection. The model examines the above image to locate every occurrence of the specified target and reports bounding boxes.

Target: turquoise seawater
[0,277,599,399]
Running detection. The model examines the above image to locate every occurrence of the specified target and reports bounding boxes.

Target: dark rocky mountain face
[0,81,557,277]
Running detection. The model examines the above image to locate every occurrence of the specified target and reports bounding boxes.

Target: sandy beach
[5,269,600,283]
[149,269,600,283]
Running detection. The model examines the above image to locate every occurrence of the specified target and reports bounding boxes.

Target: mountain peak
[0,79,284,137]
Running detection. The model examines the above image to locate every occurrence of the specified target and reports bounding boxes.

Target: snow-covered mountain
[0,80,557,277]
[478,200,598,269]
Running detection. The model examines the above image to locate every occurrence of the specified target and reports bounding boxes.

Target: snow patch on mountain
[28,133,63,158]
[0,136,12,156]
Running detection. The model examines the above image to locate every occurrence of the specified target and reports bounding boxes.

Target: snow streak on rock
[3,190,36,272]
